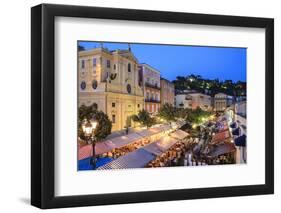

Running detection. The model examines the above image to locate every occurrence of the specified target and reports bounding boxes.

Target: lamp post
[82,117,98,169]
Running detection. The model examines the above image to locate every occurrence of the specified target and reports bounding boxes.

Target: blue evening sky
[79,41,246,82]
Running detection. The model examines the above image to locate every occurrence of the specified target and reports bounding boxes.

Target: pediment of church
[118,50,138,63]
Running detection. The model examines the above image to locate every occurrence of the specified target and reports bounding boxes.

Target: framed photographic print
[31,3,274,209]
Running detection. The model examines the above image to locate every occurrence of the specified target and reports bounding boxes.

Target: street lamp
[82,117,98,169]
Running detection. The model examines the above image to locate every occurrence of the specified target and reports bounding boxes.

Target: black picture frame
[31,3,274,209]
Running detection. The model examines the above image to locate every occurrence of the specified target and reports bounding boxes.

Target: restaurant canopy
[141,137,178,156]
[97,148,155,170]
[98,136,179,169]
[170,130,189,140]
[175,120,186,128]
[78,144,92,161]
[211,130,231,144]
[78,133,142,160]
[136,124,171,138]
[79,124,173,160]
[78,141,116,160]
[96,141,116,154]
[107,132,143,149]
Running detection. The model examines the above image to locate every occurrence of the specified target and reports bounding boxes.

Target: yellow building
[78,47,144,132]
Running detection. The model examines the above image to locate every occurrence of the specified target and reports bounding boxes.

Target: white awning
[141,137,178,156]
[136,124,171,138]
[170,130,189,140]
[79,124,173,160]
[97,149,155,170]
[107,133,143,149]
[98,136,178,169]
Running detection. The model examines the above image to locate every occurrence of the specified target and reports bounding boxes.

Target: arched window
[128,63,131,72]
[92,58,96,67]
[92,80,98,90]
[80,81,86,90]
[106,60,110,68]
[81,60,85,69]
[127,84,131,94]
[112,114,116,123]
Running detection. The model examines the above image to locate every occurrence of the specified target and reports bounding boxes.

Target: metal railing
[145,82,160,90]
[145,99,161,103]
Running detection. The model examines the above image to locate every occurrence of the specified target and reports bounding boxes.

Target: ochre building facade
[78,48,144,132]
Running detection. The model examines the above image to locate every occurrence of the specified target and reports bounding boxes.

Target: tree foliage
[175,107,190,120]
[78,104,112,141]
[172,74,246,96]
[131,109,156,128]
[158,103,177,122]
[158,104,211,125]
[186,107,211,124]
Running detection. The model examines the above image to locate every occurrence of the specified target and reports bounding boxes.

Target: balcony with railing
[145,82,161,90]
[145,98,161,103]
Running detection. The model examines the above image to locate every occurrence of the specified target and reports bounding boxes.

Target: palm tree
[158,103,177,123]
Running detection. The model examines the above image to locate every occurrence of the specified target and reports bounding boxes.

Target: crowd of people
[145,116,237,168]
[206,152,235,165]
[193,119,236,165]
[146,141,187,168]
[100,137,153,159]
